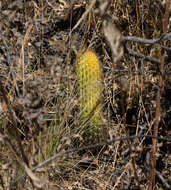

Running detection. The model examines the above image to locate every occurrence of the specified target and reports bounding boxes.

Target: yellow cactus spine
[76,50,102,143]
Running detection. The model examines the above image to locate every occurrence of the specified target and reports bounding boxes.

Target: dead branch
[8,134,171,188]
[125,48,160,64]
[148,1,169,189]
[123,33,171,51]
[123,32,171,43]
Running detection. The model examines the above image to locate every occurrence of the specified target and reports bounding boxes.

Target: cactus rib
[76,50,102,143]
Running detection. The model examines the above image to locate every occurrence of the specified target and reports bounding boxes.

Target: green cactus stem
[76,50,103,143]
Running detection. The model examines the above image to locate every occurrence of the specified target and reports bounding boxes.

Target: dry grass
[0,0,170,189]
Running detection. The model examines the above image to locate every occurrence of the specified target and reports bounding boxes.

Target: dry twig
[7,135,171,188]
[148,1,169,189]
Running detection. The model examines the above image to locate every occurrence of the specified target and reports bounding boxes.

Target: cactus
[76,50,103,143]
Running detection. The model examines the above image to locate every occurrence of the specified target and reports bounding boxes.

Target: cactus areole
[76,50,103,143]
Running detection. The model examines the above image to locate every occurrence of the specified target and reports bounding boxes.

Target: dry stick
[7,135,171,188]
[147,1,169,189]
[0,133,47,189]
[120,83,141,188]
[127,141,141,189]
[0,34,20,96]
[155,169,171,189]
[103,67,158,74]
[123,32,171,43]
[0,81,29,166]
[0,83,31,188]
[18,6,40,95]
[104,66,171,76]
[125,48,160,64]
[0,10,40,169]
[123,35,171,44]
[69,0,96,36]
[123,35,171,51]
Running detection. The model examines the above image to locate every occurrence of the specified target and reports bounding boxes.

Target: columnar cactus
[76,50,103,143]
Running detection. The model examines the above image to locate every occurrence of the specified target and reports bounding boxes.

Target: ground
[0,0,170,189]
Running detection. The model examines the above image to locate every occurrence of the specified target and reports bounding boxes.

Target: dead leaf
[103,15,124,63]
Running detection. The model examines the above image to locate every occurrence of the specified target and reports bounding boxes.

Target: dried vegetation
[0,0,171,189]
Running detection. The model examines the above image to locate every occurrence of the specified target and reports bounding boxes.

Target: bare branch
[123,35,171,51]
[8,135,171,188]
[123,32,171,43]
[125,48,160,64]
